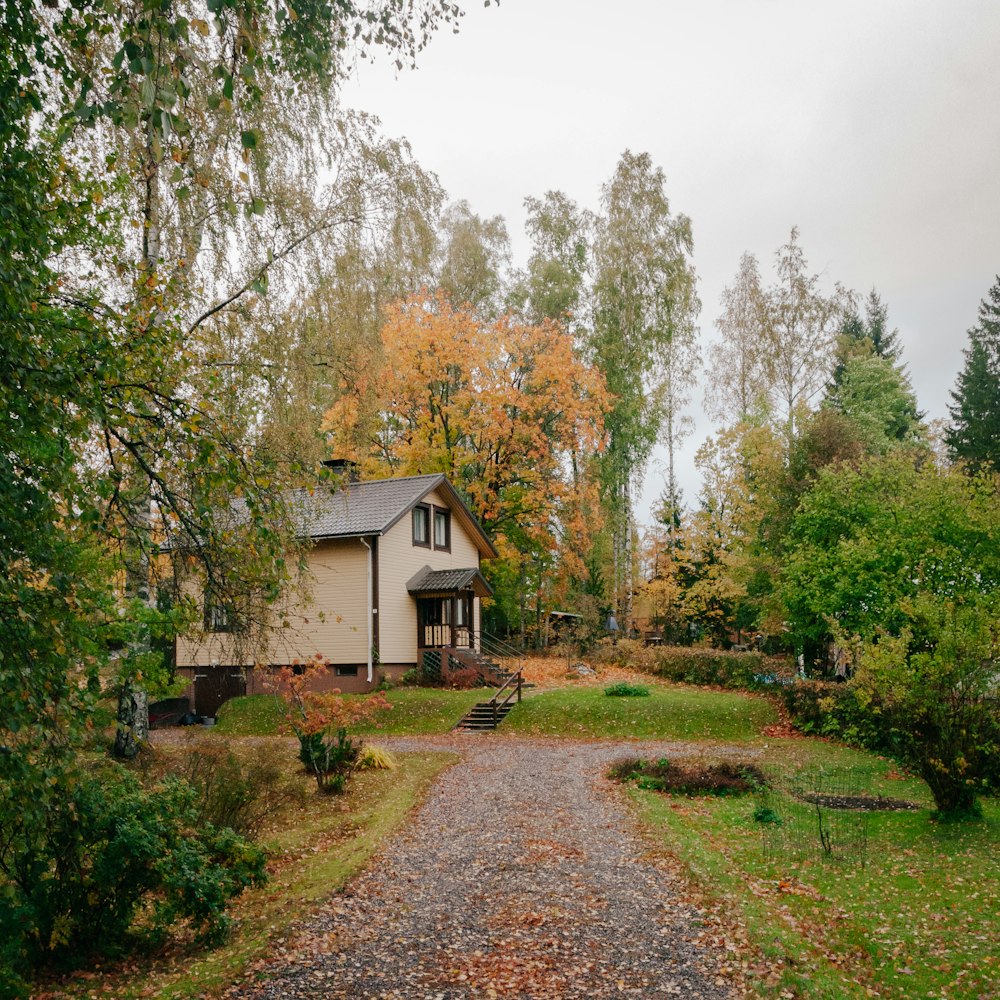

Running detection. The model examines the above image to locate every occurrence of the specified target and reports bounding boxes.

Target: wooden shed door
[195,667,246,717]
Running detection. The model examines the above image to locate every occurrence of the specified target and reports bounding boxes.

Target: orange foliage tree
[265,655,390,793]
[322,291,610,629]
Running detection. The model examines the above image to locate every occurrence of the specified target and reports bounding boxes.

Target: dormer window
[412,504,430,547]
[433,508,450,551]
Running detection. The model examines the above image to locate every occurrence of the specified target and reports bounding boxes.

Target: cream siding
[376,488,482,664]
[176,538,371,667]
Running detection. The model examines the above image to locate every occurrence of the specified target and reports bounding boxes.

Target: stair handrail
[470,630,523,685]
[488,665,523,727]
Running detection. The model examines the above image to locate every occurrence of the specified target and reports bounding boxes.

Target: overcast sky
[340,0,1000,523]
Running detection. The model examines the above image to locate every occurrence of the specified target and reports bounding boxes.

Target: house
[175,465,497,716]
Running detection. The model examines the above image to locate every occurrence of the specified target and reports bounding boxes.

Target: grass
[503,683,778,741]
[215,693,286,735]
[46,744,454,999]
[351,687,484,734]
[627,738,1000,999]
[214,687,485,738]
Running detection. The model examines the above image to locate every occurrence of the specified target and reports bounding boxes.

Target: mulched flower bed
[795,791,920,811]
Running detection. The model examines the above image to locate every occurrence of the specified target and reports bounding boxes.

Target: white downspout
[360,538,373,683]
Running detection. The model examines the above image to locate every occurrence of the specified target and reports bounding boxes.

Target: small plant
[297,727,360,794]
[753,804,783,825]
[604,682,650,697]
[356,744,397,770]
[401,668,419,686]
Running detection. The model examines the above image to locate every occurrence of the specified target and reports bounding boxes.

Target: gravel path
[231,736,751,999]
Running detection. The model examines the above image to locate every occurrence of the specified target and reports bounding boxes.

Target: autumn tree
[705,252,770,423]
[515,190,592,328]
[590,151,699,619]
[323,292,609,636]
[435,200,512,317]
[946,275,1000,474]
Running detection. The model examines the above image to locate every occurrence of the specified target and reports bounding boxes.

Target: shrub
[853,597,1000,818]
[779,680,894,751]
[173,744,299,840]
[297,727,360,794]
[401,668,419,686]
[604,682,650,697]
[356,744,397,770]
[440,660,483,689]
[610,757,768,797]
[646,646,789,690]
[0,764,265,992]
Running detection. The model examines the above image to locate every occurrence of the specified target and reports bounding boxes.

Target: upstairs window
[412,505,430,547]
[204,592,242,633]
[433,508,450,550]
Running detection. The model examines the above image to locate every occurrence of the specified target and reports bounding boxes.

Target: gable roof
[291,473,497,558]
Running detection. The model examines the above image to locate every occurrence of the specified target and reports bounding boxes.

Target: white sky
[340,0,1000,523]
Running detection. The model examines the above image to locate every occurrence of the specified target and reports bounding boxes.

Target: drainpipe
[359,538,373,683]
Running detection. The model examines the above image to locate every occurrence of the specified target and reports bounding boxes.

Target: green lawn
[215,693,287,735]
[627,738,1000,999]
[352,687,484,735]
[215,688,485,738]
[502,683,779,741]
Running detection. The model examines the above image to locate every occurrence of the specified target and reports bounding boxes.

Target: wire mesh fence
[757,766,876,868]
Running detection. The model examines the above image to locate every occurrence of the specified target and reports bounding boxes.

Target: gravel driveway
[231,736,749,999]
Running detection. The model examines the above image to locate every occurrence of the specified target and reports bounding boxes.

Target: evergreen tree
[947,276,1000,473]
[829,289,901,391]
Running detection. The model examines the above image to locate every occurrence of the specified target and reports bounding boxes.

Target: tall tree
[517,190,592,328]
[946,275,1000,474]
[322,292,610,632]
[705,252,770,423]
[435,200,511,316]
[765,228,847,443]
[590,150,699,618]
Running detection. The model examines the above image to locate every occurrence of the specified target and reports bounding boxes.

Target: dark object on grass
[796,791,919,812]
[179,711,204,726]
[149,697,191,729]
[610,757,768,796]
[604,682,650,697]
[753,804,783,825]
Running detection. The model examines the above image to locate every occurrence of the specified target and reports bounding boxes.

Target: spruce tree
[947,275,1000,473]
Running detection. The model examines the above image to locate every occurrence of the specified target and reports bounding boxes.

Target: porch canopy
[406,566,493,599]
[407,566,492,651]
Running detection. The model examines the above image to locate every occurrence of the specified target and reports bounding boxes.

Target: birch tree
[590,151,699,619]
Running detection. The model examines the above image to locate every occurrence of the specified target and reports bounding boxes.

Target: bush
[0,765,266,992]
[647,646,789,690]
[779,680,895,751]
[296,727,360,794]
[172,744,299,840]
[604,682,650,697]
[609,757,768,797]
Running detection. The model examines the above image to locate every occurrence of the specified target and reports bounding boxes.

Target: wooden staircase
[452,631,524,731]
[454,697,518,731]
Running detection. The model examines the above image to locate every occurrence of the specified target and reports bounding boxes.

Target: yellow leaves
[323,292,610,554]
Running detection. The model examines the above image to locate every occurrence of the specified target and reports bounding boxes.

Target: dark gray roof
[290,474,445,539]
[407,566,493,597]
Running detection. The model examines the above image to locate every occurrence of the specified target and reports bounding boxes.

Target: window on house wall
[204,593,242,634]
[412,505,430,547]
[433,508,450,550]
[335,666,359,677]
[456,595,468,627]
